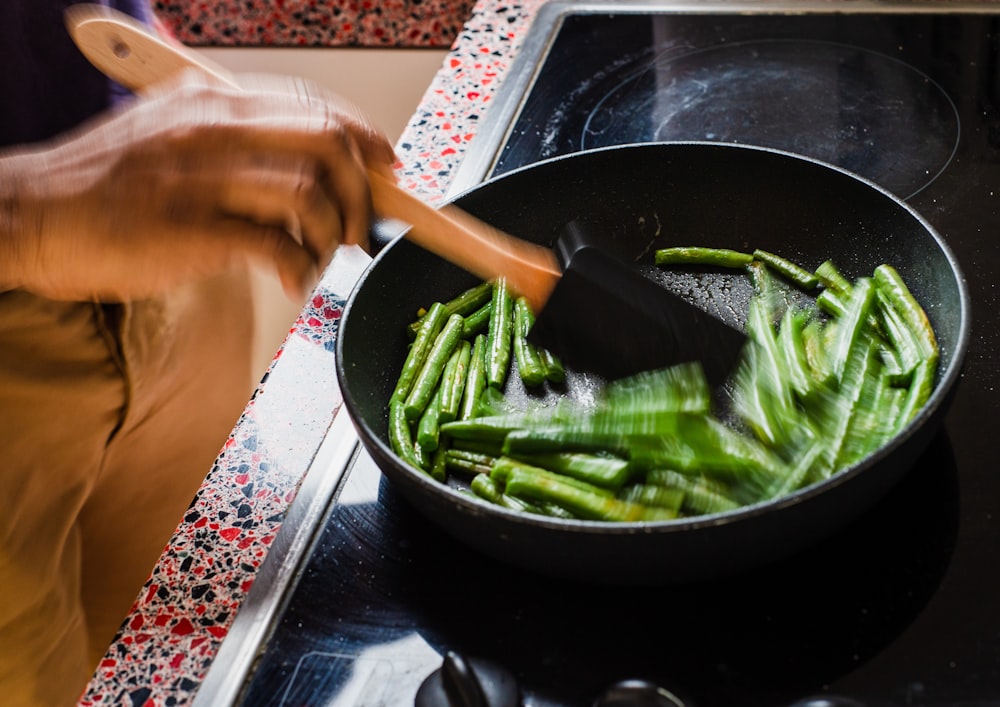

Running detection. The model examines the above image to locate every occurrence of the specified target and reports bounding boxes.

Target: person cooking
[0,2,396,704]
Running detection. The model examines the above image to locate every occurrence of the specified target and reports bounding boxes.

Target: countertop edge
[78,1,547,705]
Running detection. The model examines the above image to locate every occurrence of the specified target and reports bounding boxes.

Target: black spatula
[368,178,747,381]
[530,221,747,381]
[67,3,747,381]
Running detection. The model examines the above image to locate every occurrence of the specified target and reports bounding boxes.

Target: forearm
[0,67,396,303]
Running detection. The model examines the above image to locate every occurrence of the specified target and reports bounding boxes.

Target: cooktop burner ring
[580,38,960,200]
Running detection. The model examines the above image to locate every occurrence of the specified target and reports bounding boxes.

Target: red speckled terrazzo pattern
[79,1,545,705]
[79,325,348,707]
[153,0,476,47]
[392,0,547,203]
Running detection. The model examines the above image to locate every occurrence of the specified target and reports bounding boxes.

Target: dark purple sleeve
[0,0,152,148]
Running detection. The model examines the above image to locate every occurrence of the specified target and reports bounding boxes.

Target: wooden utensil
[66,3,747,380]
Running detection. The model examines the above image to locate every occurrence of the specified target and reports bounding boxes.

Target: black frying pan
[336,142,970,585]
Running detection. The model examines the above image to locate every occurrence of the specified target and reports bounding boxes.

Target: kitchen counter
[77,0,545,705]
[153,0,476,47]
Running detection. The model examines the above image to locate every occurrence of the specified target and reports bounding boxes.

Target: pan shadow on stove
[403,435,959,707]
[241,432,958,707]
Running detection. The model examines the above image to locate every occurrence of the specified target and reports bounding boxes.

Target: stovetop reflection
[238,427,958,707]
[577,38,959,199]
[489,12,969,201]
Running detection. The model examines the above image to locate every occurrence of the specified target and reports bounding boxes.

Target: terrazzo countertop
[153,0,477,47]
[78,0,546,705]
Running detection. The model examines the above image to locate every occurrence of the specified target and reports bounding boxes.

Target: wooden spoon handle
[66,4,561,310]
[367,171,560,312]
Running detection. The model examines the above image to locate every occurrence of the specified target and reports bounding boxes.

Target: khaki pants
[0,271,254,706]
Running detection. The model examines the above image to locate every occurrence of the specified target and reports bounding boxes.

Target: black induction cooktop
[196,3,1000,706]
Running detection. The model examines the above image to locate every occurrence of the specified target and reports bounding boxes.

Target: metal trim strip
[191,408,361,707]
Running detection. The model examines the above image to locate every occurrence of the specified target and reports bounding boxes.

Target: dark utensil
[533,220,747,382]
[336,142,970,585]
[367,171,747,380]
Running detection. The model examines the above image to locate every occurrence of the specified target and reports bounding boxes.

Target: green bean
[513,296,547,386]
[752,249,820,290]
[403,313,465,421]
[777,307,813,400]
[823,282,900,366]
[815,259,853,295]
[407,281,493,338]
[392,302,447,402]
[874,289,923,379]
[820,289,891,353]
[510,451,631,490]
[816,289,847,318]
[458,334,488,421]
[412,438,431,471]
[486,277,514,390]
[821,330,880,476]
[416,385,443,451]
[428,443,448,483]
[441,414,529,443]
[627,417,786,495]
[801,317,835,386]
[470,474,530,510]
[828,277,875,382]
[644,469,740,515]
[449,436,505,458]
[490,467,616,520]
[837,371,906,468]
[473,386,511,417]
[746,259,785,325]
[439,339,472,423]
[873,264,938,363]
[491,457,615,497]
[502,426,631,457]
[447,448,497,467]
[654,246,753,268]
[498,462,674,522]
[470,474,571,516]
[539,348,566,384]
[470,472,506,504]
[877,345,909,387]
[895,357,937,431]
[618,484,683,516]
[461,301,492,338]
[735,296,798,449]
[388,400,424,471]
[645,468,725,495]
[766,442,825,499]
[603,361,711,416]
[444,448,494,476]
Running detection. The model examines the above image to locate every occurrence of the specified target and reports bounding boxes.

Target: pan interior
[337,142,968,535]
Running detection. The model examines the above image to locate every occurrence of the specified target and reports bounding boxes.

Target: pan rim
[336,140,971,538]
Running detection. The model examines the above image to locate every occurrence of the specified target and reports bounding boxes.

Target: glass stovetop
[196,3,1000,706]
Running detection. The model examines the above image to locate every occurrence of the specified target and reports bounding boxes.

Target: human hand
[0,69,396,301]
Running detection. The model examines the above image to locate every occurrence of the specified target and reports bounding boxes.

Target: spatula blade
[528,236,748,382]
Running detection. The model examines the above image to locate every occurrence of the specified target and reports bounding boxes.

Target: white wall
[199,47,448,378]
[198,47,447,140]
